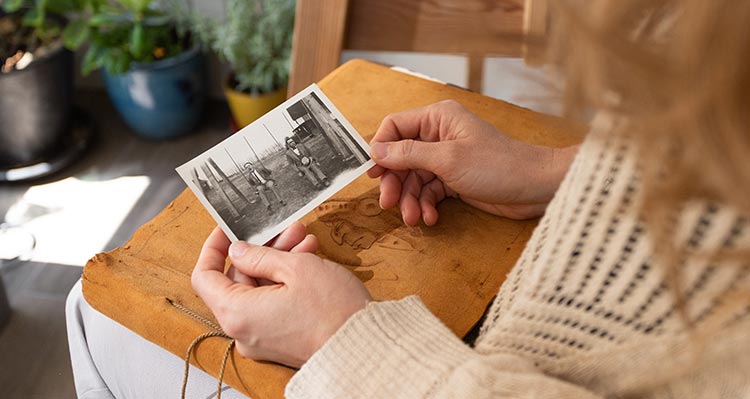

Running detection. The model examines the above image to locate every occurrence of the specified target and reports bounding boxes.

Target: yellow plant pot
[224,84,288,129]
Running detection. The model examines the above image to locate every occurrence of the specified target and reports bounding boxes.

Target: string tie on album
[168,298,236,399]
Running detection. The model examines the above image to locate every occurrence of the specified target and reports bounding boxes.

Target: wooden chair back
[288,0,548,97]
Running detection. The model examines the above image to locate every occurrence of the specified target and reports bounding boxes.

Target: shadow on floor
[0,261,81,399]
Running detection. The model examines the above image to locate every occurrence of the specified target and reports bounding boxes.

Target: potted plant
[67,0,206,139]
[191,0,295,128]
[0,0,83,173]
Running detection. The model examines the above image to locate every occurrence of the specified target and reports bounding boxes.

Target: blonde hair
[544,0,750,327]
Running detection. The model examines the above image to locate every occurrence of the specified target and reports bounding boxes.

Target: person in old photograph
[243,162,286,212]
[285,136,330,189]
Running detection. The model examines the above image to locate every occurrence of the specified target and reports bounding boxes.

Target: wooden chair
[288,0,549,97]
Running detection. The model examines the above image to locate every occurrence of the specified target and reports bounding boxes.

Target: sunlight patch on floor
[3,176,150,267]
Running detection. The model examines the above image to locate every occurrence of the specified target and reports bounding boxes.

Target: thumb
[371,140,446,172]
[229,242,291,283]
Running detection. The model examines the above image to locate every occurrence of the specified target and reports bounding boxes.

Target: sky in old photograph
[199,100,303,177]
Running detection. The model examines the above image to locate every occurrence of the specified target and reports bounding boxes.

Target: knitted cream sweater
[286,117,750,398]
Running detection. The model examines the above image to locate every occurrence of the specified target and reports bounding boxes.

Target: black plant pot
[0,275,9,330]
[0,44,74,169]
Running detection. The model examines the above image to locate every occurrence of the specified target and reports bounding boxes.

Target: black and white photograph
[176,84,374,245]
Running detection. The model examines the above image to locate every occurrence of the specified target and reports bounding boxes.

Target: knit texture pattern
[286,117,750,398]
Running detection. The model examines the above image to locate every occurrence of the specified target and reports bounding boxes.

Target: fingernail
[229,241,250,258]
[371,143,388,160]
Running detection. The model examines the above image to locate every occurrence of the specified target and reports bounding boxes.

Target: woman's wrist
[546,144,580,196]
[529,144,580,203]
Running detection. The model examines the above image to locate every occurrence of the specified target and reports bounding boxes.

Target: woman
[67,0,749,397]
[192,1,749,397]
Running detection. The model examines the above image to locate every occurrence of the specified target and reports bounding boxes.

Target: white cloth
[65,280,246,399]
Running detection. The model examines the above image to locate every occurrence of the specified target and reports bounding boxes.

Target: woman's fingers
[379,170,404,209]
[291,234,319,254]
[400,170,423,226]
[372,104,446,144]
[192,227,235,309]
[224,221,306,287]
[268,221,307,251]
[369,102,464,220]
[380,169,444,225]
[367,164,386,179]
[419,178,447,226]
[372,108,425,144]
[228,242,293,282]
[227,265,258,287]
[199,223,313,295]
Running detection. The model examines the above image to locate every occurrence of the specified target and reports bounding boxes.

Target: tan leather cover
[82,59,583,399]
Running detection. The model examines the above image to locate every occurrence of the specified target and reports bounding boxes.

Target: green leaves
[4,0,90,46]
[2,0,26,13]
[205,0,295,93]
[142,14,170,27]
[89,12,131,27]
[63,0,188,76]
[81,41,105,75]
[118,0,151,14]
[129,22,146,58]
[21,2,46,29]
[3,0,187,76]
[103,48,131,75]
[81,34,133,76]
[62,19,89,49]
[45,0,88,14]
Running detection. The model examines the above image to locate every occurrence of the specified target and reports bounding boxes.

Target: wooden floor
[0,90,231,398]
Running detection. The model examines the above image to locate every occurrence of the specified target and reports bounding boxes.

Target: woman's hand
[191,223,371,368]
[368,100,579,225]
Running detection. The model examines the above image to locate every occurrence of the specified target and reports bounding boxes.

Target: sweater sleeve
[285,296,602,399]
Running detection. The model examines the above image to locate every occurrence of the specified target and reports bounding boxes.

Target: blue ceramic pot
[102,47,206,139]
